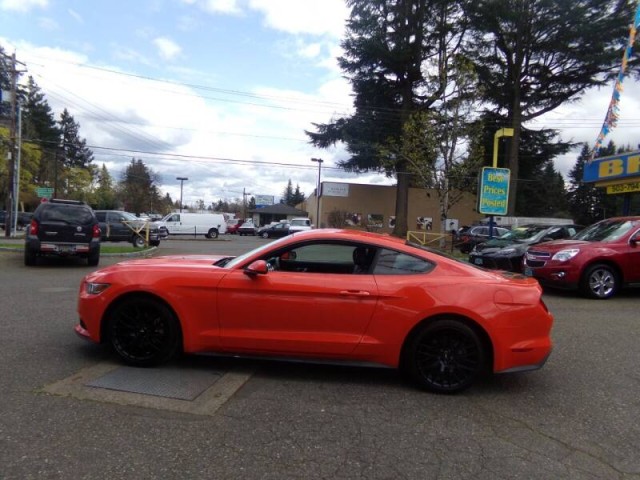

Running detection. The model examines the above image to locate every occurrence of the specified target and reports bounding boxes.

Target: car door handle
[340,290,371,297]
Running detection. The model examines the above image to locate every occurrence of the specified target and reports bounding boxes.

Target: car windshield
[224,235,292,268]
[497,226,549,242]
[572,219,636,242]
[121,212,140,221]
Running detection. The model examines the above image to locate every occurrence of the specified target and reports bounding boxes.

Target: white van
[288,217,313,233]
[155,213,227,238]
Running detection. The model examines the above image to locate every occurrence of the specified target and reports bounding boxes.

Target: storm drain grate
[86,366,225,400]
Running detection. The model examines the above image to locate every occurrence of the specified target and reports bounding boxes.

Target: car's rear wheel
[24,248,37,266]
[107,297,181,367]
[207,228,219,239]
[404,319,485,394]
[580,263,618,299]
[261,231,269,239]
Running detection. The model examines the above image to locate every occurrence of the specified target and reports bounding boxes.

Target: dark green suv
[24,199,101,266]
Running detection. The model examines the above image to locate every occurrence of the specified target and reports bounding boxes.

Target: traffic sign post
[36,187,54,199]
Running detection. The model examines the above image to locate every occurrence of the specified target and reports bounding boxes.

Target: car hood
[526,239,591,253]
[117,254,229,267]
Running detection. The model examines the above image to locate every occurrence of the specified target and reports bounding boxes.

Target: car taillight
[92,224,101,238]
[29,219,38,235]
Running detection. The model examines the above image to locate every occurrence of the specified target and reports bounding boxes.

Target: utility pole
[242,188,252,222]
[176,177,188,212]
[3,52,19,238]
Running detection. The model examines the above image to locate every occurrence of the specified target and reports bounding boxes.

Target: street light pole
[176,177,188,213]
[311,158,323,228]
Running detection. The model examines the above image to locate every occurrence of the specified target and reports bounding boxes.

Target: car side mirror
[244,260,269,276]
[630,234,639,247]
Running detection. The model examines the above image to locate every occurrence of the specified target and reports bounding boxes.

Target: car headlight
[497,247,517,255]
[552,249,580,262]
[85,282,111,295]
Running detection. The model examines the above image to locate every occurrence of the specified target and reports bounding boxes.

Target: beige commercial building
[303,181,483,234]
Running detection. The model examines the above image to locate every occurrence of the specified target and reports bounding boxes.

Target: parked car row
[465,217,640,299]
[0,210,34,230]
[233,217,313,238]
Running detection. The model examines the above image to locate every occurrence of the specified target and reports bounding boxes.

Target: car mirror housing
[244,260,269,276]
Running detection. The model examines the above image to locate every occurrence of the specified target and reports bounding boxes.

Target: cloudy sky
[1,0,639,207]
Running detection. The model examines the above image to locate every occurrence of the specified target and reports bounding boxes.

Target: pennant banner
[590,2,640,161]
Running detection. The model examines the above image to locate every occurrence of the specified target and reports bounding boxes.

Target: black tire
[107,297,181,367]
[149,240,160,247]
[580,263,618,299]
[88,250,100,266]
[24,248,37,266]
[207,228,219,239]
[403,319,485,394]
[261,231,270,239]
[132,235,146,248]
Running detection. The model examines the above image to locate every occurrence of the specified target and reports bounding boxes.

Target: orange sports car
[75,229,553,393]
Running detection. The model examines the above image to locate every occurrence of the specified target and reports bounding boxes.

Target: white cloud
[37,16,58,31]
[68,8,84,24]
[248,0,348,37]
[183,0,243,15]
[0,0,47,12]
[153,37,182,61]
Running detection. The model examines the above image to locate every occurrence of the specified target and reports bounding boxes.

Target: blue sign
[478,167,510,215]
[583,151,640,184]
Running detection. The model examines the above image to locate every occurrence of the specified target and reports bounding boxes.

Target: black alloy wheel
[405,319,485,394]
[108,297,181,367]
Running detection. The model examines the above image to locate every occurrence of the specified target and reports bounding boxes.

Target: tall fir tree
[59,108,94,169]
[465,0,636,215]
[22,76,61,188]
[307,0,471,237]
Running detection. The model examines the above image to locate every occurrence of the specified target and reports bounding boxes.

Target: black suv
[24,199,101,266]
[94,210,161,247]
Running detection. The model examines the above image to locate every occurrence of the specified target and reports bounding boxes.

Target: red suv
[523,216,640,299]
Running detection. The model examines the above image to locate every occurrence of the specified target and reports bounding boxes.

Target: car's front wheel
[107,296,181,367]
[207,228,219,239]
[261,231,269,239]
[403,319,486,394]
[580,263,618,299]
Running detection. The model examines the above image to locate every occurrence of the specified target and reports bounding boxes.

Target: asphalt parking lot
[1,235,639,479]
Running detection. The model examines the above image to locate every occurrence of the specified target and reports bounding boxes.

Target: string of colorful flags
[590,1,640,160]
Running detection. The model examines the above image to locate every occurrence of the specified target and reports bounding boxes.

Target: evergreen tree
[22,76,61,187]
[118,158,160,214]
[94,164,117,209]
[465,0,636,215]
[307,0,471,237]
[292,184,305,206]
[59,108,94,169]
[281,179,294,205]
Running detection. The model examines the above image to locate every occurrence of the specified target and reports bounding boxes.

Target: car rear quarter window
[373,248,434,275]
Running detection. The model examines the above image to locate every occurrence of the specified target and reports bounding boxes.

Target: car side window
[373,248,434,275]
[168,214,180,222]
[95,212,106,222]
[266,242,374,275]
